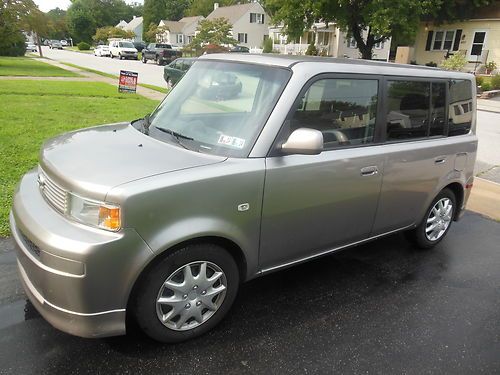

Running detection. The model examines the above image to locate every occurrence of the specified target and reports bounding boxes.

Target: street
[40,46,166,87]
[0,212,499,373]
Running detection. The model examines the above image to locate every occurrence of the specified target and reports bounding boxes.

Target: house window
[250,13,264,24]
[470,31,486,57]
[432,30,456,51]
[348,37,357,48]
[374,41,384,49]
[238,33,248,43]
[177,34,184,44]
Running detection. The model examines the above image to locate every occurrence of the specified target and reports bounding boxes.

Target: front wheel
[406,188,456,249]
[133,243,239,343]
[166,77,174,89]
[142,55,147,63]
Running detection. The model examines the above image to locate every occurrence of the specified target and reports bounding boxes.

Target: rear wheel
[166,77,174,89]
[133,243,239,343]
[142,55,147,63]
[406,188,456,249]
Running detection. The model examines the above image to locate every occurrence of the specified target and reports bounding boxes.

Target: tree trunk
[351,24,373,60]
[36,33,43,58]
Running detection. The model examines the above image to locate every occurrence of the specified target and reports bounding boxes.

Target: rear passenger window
[290,78,378,149]
[449,80,473,136]
[386,81,430,140]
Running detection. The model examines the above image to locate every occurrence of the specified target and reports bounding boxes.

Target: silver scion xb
[11,54,477,343]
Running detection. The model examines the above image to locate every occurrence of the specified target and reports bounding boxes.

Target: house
[411,3,500,71]
[116,16,143,42]
[206,2,269,49]
[269,23,391,61]
[157,16,204,46]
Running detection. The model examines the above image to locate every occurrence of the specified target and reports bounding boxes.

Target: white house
[116,16,143,42]
[157,16,204,46]
[269,23,392,61]
[206,2,269,49]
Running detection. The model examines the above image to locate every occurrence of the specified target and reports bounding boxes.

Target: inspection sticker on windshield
[218,135,245,149]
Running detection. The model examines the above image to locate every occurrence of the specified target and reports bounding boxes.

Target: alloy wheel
[425,198,453,241]
[156,261,227,331]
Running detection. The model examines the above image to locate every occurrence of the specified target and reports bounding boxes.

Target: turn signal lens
[98,206,121,231]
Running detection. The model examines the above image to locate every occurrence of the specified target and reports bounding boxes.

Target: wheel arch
[126,235,247,316]
[443,182,464,220]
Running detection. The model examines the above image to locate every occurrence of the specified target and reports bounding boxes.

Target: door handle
[434,156,447,164]
[360,166,378,176]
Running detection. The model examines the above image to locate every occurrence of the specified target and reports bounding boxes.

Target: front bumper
[11,170,153,338]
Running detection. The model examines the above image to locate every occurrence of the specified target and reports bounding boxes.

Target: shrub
[490,74,500,89]
[425,61,437,67]
[440,51,467,71]
[0,30,26,56]
[481,81,492,91]
[475,76,484,86]
[305,42,318,56]
[485,61,497,74]
[77,42,91,51]
[262,37,273,53]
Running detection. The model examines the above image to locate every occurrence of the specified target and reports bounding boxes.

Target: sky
[33,0,143,12]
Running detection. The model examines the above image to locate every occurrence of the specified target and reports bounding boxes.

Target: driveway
[0,212,499,373]
[41,46,167,87]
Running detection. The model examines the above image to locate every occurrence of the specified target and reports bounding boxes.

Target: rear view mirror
[281,128,323,155]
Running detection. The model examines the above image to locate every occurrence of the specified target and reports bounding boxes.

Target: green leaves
[188,18,238,51]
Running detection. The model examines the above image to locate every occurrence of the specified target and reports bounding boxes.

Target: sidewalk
[33,58,166,101]
[467,178,500,221]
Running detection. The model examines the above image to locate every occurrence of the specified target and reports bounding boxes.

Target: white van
[109,40,138,60]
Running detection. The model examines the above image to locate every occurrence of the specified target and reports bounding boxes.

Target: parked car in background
[49,40,63,49]
[133,41,147,52]
[141,43,182,65]
[109,40,138,60]
[10,54,477,345]
[230,45,250,53]
[94,45,111,57]
[163,58,196,88]
[60,40,68,47]
[25,43,37,53]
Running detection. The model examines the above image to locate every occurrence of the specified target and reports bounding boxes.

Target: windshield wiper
[153,126,193,149]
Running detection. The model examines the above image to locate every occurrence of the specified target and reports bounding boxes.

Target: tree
[67,3,95,43]
[67,0,143,43]
[0,0,42,56]
[93,26,135,43]
[46,8,69,40]
[187,18,238,51]
[144,23,169,43]
[262,0,494,60]
[143,0,190,37]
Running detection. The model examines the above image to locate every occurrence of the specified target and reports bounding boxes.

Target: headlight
[67,193,121,231]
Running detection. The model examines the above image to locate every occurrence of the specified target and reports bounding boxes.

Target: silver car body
[11,54,477,338]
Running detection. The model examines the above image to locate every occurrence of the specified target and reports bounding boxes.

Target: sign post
[118,70,138,93]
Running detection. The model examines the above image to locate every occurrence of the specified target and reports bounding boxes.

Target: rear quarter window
[448,80,473,136]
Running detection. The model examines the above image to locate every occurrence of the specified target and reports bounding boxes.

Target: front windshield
[148,60,291,157]
[119,42,134,48]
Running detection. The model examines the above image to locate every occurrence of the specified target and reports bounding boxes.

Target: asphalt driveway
[0,211,499,374]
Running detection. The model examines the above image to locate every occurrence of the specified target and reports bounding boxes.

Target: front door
[259,76,384,270]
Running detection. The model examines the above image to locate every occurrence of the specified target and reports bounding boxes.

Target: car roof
[199,53,473,80]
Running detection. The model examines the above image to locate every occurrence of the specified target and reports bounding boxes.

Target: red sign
[118,70,138,93]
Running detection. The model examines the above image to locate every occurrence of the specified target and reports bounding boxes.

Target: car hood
[39,122,226,200]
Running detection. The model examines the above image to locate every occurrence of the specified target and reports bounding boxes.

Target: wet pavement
[0,211,499,374]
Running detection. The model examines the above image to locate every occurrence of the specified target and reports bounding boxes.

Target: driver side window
[290,78,379,149]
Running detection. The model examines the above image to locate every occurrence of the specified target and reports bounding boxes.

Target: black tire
[133,243,240,343]
[405,188,456,249]
[142,55,147,64]
[166,77,173,89]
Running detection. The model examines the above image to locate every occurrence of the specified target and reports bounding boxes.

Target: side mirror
[281,128,323,155]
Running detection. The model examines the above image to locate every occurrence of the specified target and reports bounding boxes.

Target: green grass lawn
[0,80,160,236]
[0,57,80,77]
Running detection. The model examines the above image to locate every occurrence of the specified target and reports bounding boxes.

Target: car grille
[38,169,68,214]
[19,231,41,258]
